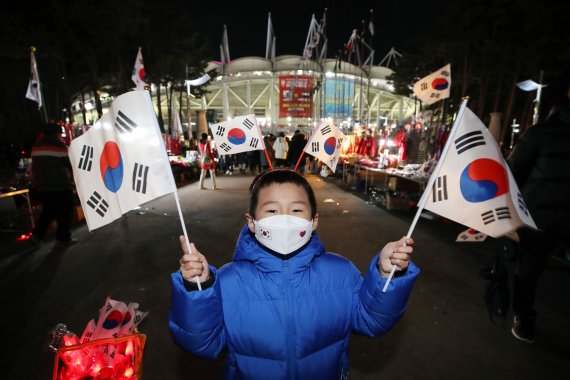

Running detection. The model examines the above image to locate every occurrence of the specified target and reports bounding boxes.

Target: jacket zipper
[284,261,295,379]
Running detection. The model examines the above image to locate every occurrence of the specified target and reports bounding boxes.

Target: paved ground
[1,172,569,379]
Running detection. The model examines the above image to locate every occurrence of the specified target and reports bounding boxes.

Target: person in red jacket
[198,133,219,190]
[30,122,77,246]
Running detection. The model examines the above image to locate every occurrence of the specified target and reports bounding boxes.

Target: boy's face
[246,183,318,233]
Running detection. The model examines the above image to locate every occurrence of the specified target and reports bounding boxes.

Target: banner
[69,91,174,231]
[323,78,354,118]
[279,76,313,118]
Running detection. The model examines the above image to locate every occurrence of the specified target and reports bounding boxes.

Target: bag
[481,250,510,325]
[201,155,213,165]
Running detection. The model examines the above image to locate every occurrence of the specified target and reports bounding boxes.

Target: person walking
[30,122,77,246]
[198,133,218,190]
[287,129,307,173]
[272,132,288,167]
[507,77,570,343]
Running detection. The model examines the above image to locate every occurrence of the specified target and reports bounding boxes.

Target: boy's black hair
[249,169,317,219]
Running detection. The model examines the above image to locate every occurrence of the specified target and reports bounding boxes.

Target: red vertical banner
[279,75,313,118]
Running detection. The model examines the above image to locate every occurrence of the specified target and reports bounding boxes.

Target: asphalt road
[1,172,568,379]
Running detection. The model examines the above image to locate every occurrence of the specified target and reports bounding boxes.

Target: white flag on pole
[422,106,536,237]
[69,91,174,231]
[265,12,275,61]
[413,64,451,105]
[210,115,265,155]
[303,122,345,173]
[220,25,231,64]
[170,98,184,141]
[516,79,546,92]
[131,47,147,90]
[25,48,42,109]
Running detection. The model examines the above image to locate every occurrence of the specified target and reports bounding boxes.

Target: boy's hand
[179,236,210,283]
[378,236,413,278]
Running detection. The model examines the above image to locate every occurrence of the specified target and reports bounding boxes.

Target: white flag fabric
[413,64,451,105]
[422,106,536,237]
[265,12,275,60]
[220,25,230,64]
[516,79,546,92]
[25,49,42,109]
[170,98,183,141]
[210,115,265,155]
[303,122,345,173]
[131,47,147,90]
[69,91,174,231]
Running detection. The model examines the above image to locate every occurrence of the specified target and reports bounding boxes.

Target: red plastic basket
[52,333,146,380]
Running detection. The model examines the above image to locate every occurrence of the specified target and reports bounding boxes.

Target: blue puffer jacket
[169,225,420,379]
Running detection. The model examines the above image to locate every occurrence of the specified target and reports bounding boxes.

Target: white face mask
[254,215,313,255]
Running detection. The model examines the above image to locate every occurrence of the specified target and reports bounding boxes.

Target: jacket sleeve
[352,255,420,337]
[168,267,226,358]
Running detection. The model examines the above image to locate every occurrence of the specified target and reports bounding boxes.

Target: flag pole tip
[30,46,36,52]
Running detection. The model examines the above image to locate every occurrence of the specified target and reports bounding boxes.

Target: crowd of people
[203,129,313,178]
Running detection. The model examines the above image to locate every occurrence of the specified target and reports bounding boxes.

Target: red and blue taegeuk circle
[121,311,132,326]
[227,128,246,145]
[431,77,449,91]
[100,141,124,193]
[460,158,509,202]
[324,136,337,155]
[102,310,123,330]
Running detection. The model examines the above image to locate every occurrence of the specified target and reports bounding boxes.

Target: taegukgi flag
[131,47,147,90]
[210,114,265,155]
[303,122,345,173]
[413,64,451,105]
[25,47,42,109]
[69,91,174,231]
[422,105,536,237]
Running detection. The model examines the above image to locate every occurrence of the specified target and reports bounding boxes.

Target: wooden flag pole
[381,98,469,292]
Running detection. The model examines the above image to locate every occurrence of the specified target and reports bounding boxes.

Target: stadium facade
[70,55,416,136]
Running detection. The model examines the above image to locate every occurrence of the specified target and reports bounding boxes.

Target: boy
[169,169,419,379]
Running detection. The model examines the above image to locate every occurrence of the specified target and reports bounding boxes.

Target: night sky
[188,1,445,63]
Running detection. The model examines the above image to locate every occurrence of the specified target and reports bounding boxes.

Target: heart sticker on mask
[300,231,306,237]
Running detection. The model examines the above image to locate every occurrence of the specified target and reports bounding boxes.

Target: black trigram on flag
[242,118,254,130]
[516,192,529,217]
[219,142,231,152]
[481,207,512,225]
[432,175,448,202]
[132,163,149,194]
[454,130,485,155]
[78,145,93,171]
[115,110,138,133]
[329,156,338,168]
[215,126,226,136]
[320,125,331,135]
[80,331,92,344]
[311,142,320,152]
[86,191,109,217]
[249,137,259,148]
[337,137,344,149]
